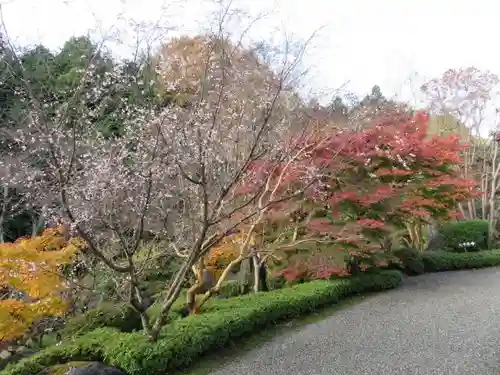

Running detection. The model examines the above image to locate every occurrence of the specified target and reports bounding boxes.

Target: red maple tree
[273,111,479,280]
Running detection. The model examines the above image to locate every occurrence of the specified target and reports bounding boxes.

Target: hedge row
[421,249,500,272]
[2,270,403,375]
[65,250,500,340]
[389,248,500,275]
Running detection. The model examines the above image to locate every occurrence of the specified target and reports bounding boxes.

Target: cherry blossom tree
[275,111,479,280]
[187,124,349,307]
[0,1,320,340]
[147,25,323,319]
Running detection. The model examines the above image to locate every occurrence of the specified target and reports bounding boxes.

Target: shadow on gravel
[172,293,377,375]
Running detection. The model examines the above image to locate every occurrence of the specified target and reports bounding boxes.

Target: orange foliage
[205,230,256,280]
[0,226,83,342]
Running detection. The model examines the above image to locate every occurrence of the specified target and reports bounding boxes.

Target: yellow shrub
[0,226,83,342]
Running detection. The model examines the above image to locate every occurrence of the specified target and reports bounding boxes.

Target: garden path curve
[208,268,500,375]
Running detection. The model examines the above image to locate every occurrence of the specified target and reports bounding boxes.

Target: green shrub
[217,280,241,298]
[436,220,489,252]
[60,303,142,338]
[391,248,425,275]
[138,279,166,296]
[147,294,187,323]
[3,270,403,375]
[422,249,500,272]
[141,258,183,283]
[267,274,287,290]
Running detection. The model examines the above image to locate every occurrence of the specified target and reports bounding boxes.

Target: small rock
[44,362,127,375]
[15,346,27,354]
[67,362,126,375]
[0,350,11,360]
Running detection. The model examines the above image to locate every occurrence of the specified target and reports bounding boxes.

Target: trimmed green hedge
[422,249,500,272]
[2,270,403,375]
[432,220,489,252]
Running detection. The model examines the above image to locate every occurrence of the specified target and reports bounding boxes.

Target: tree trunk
[252,256,260,292]
[186,282,201,315]
[481,174,489,220]
[0,184,7,243]
[427,218,438,242]
[487,139,499,249]
[196,255,245,310]
[458,202,467,220]
[186,267,214,315]
[31,205,47,238]
[238,258,252,294]
[258,261,269,292]
[488,201,496,249]
[468,200,476,220]
[347,255,361,275]
[251,254,269,292]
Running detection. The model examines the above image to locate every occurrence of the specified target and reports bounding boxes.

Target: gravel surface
[208,268,500,375]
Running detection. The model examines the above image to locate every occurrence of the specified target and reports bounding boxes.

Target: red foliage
[235,110,479,274]
[276,258,350,282]
[311,264,350,279]
[306,110,478,226]
[278,263,309,282]
[356,219,386,229]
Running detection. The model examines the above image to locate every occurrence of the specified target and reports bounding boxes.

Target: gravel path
[208,268,500,375]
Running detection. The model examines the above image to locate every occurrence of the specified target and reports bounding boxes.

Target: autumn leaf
[0,226,82,342]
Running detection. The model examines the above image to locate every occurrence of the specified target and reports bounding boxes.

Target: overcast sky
[1,0,499,106]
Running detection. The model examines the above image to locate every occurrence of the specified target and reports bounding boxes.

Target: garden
[2,7,500,375]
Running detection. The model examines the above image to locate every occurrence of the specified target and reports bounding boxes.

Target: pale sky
[1,0,500,105]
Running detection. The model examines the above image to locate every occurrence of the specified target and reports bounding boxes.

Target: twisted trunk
[252,255,269,292]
